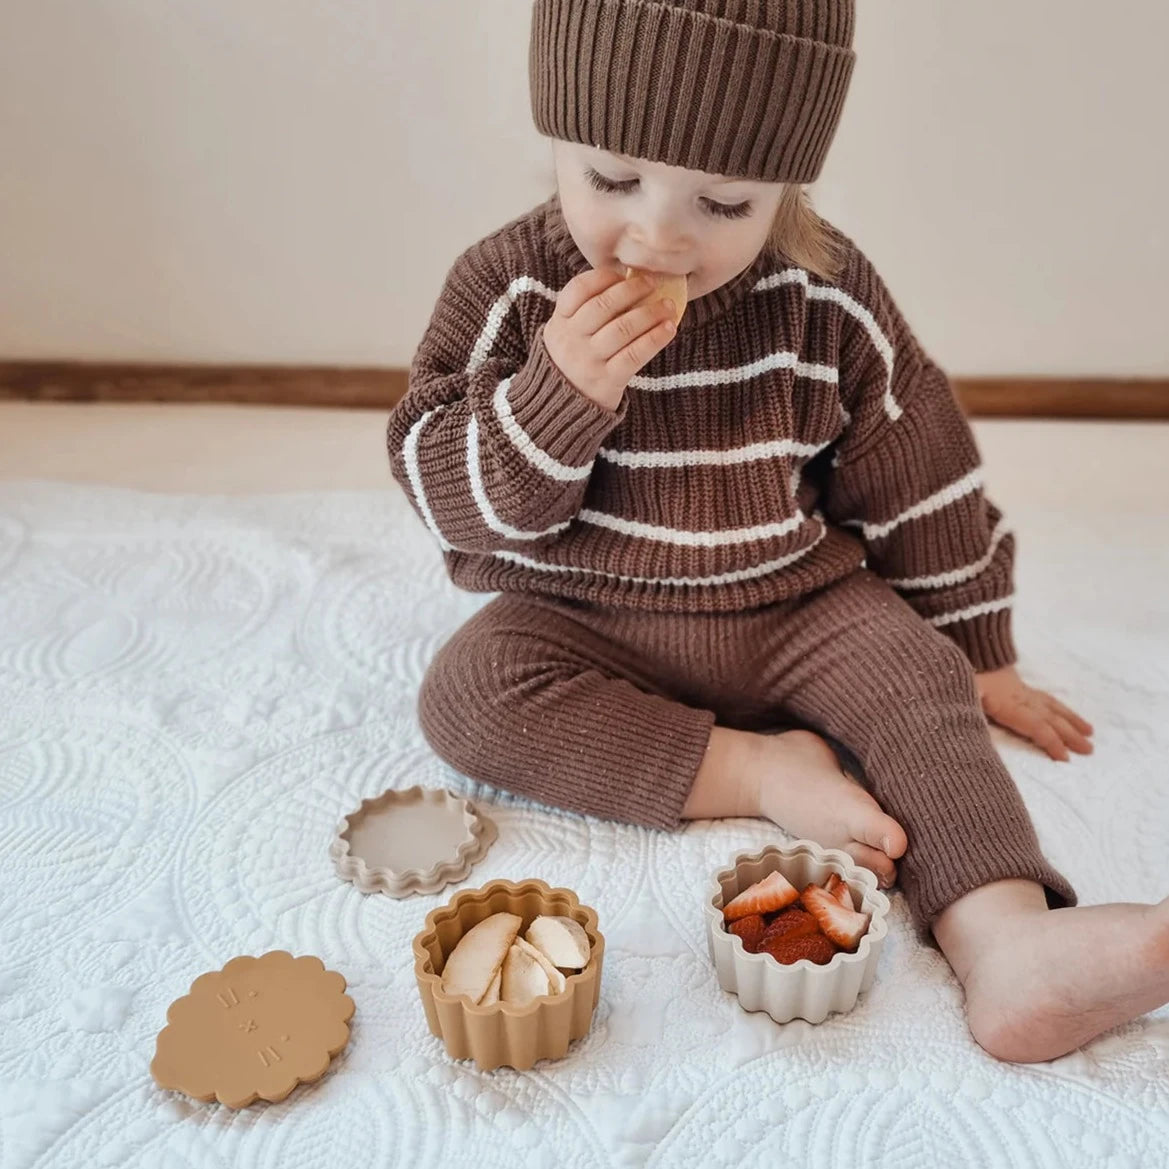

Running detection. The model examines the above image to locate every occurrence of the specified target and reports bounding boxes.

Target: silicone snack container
[412,878,604,1071]
[330,785,497,898]
[705,839,891,1025]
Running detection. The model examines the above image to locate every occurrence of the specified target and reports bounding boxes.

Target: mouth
[621,264,692,279]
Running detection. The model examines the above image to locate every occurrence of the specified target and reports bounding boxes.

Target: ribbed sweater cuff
[942,607,1018,673]
[505,329,627,469]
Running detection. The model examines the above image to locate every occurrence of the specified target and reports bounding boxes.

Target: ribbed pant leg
[417,594,715,830]
[754,571,1077,935]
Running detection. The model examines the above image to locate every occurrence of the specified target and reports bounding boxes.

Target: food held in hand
[624,266,689,326]
[722,870,801,921]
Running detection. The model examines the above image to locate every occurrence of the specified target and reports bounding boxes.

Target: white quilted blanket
[1,478,1167,1169]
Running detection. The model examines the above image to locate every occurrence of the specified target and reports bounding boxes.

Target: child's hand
[543,268,680,411]
[974,664,1094,761]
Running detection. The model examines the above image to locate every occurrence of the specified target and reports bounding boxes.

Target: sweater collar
[543,194,773,332]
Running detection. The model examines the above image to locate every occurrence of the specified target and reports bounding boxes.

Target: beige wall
[1,1,1166,374]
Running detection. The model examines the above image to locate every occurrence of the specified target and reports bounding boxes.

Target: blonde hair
[765,185,844,283]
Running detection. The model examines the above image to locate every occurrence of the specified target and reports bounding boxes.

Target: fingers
[605,316,677,381]
[1049,712,1094,755]
[553,267,628,320]
[984,695,1066,761]
[560,270,652,332]
[592,296,677,361]
[1015,709,1070,761]
[1046,695,1094,737]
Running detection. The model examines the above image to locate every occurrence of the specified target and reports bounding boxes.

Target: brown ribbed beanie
[529,0,856,182]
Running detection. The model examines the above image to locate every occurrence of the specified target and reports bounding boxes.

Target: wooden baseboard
[0,362,408,410]
[1,361,1167,419]
[950,377,1169,419]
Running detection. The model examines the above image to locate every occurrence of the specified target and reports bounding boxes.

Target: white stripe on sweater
[492,376,593,482]
[845,469,983,541]
[929,594,1014,628]
[466,414,570,541]
[491,522,828,588]
[402,409,453,551]
[628,350,837,392]
[577,508,806,548]
[407,397,820,550]
[466,276,558,374]
[597,436,826,469]
[887,519,1011,591]
[755,268,902,421]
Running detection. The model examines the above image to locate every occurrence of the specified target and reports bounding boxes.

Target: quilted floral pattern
[0,481,1166,1167]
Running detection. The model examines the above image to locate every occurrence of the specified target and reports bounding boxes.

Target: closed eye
[584,168,753,220]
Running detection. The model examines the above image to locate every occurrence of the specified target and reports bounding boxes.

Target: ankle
[681,726,768,820]
[932,879,1051,984]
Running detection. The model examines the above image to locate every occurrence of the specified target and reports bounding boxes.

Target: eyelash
[584,167,753,220]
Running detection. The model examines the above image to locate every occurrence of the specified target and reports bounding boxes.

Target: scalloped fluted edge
[411,878,605,1070]
[150,950,355,1109]
[703,839,892,1025]
[330,785,497,898]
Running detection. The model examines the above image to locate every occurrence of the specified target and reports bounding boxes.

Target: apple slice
[479,967,502,1006]
[501,941,552,1005]
[525,915,591,970]
[440,912,522,1002]
[514,936,567,995]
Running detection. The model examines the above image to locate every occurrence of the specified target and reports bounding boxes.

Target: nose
[628,208,690,266]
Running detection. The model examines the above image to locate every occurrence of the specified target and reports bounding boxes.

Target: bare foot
[755,730,908,888]
[933,879,1169,1062]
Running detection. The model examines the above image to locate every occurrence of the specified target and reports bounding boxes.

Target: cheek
[709,219,770,268]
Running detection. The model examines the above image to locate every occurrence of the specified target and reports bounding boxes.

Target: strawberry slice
[726,913,767,953]
[801,884,871,951]
[760,931,838,966]
[824,873,854,910]
[759,906,819,947]
[722,870,800,922]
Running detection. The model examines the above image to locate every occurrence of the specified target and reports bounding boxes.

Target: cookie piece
[624,266,689,326]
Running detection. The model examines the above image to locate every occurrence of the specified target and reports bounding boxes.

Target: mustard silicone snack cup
[412,878,604,1071]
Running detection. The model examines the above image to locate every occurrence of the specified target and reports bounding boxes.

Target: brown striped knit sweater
[387,194,1016,673]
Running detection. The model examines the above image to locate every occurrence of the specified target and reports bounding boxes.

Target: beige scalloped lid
[330,785,497,898]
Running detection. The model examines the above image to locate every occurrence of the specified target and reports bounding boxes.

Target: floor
[1,401,1167,515]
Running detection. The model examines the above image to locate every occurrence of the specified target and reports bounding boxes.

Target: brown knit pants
[418,569,1076,934]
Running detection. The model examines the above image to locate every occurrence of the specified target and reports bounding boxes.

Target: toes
[843,842,897,889]
[852,813,909,860]
[882,821,909,859]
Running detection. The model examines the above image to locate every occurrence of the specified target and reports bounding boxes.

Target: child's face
[552,140,786,303]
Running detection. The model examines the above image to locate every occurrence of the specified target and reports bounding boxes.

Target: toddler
[388,0,1169,1062]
